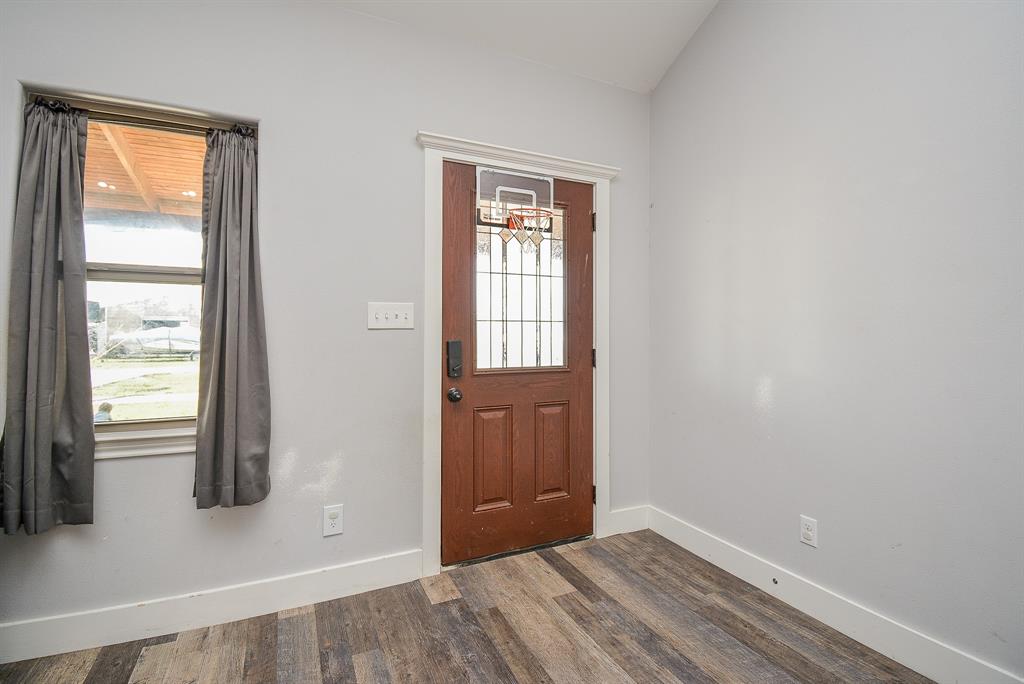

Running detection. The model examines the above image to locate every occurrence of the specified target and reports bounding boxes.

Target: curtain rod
[25,90,255,138]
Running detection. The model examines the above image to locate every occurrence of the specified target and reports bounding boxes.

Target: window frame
[27,89,232,455]
[26,88,243,137]
[88,262,204,436]
[81,113,207,435]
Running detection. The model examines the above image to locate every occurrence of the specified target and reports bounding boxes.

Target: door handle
[447,387,463,403]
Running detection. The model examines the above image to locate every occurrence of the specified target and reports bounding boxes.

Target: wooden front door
[441,161,593,565]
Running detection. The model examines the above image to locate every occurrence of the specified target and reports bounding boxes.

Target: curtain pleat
[195,126,270,508]
[3,100,94,535]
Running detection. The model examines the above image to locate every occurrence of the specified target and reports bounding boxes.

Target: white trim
[422,144,444,575]
[593,187,612,539]
[416,132,620,181]
[0,548,422,664]
[419,131,618,577]
[603,505,651,536]
[94,426,197,460]
[647,506,1023,684]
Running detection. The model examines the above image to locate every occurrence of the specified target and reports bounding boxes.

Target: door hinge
[591,212,597,231]
[592,485,597,504]
[591,348,596,367]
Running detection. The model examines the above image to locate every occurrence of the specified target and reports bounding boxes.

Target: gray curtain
[195,125,270,508]
[3,99,94,535]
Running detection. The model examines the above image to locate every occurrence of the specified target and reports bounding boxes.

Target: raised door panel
[534,401,570,501]
[473,406,513,512]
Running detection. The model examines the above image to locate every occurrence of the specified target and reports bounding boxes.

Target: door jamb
[419,131,619,577]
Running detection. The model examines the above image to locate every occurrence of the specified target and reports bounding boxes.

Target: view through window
[83,122,206,424]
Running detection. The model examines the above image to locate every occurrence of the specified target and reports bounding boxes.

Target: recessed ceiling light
[97,181,108,188]
[109,185,116,190]
[182,190,197,198]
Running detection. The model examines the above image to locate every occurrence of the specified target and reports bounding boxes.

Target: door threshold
[443,534,592,570]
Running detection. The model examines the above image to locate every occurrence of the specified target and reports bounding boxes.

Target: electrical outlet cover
[800,514,818,548]
[323,504,344,537]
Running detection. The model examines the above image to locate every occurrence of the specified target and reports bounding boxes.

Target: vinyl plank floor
[0,531,934,683]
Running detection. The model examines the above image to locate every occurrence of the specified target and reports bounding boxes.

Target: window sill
[95,425,197,460]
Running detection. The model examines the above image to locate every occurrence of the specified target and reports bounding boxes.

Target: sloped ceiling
[341,0,718,93]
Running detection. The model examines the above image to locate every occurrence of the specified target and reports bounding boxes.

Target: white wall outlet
[367,302,414,329]
[800,514,818,548]
[323,504,344,537]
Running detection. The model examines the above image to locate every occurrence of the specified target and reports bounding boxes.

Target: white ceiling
[340,1,719,93]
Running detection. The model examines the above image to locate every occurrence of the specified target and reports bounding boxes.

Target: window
[83,121,206,427]
[474,168,566,370]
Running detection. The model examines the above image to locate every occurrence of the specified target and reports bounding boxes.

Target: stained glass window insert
[475,198,566,370]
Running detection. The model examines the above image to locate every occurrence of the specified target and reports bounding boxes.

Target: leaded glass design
[475,199,566,370]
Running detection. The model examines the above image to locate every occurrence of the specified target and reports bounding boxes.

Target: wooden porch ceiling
[84,122,205,218]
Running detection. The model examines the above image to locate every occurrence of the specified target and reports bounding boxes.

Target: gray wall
[649,0,1023,675]
[0,1,651,623]
[4,1,1020,674]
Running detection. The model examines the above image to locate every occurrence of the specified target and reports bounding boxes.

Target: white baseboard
[0,548,422,664]
[5,508,1019,683]
[600,504,650,536]
[647,506,1022,684]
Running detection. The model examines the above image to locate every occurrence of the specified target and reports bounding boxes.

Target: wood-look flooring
[0,530,932,683]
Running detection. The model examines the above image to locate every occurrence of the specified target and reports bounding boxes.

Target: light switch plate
[367,302,414,329]
[323,504,344,537]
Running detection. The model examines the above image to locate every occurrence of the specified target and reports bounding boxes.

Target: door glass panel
[552,323,565,366]
[475,199,567,370]
[476,321,489,368]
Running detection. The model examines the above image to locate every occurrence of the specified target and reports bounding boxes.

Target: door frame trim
[419,131,619,576]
